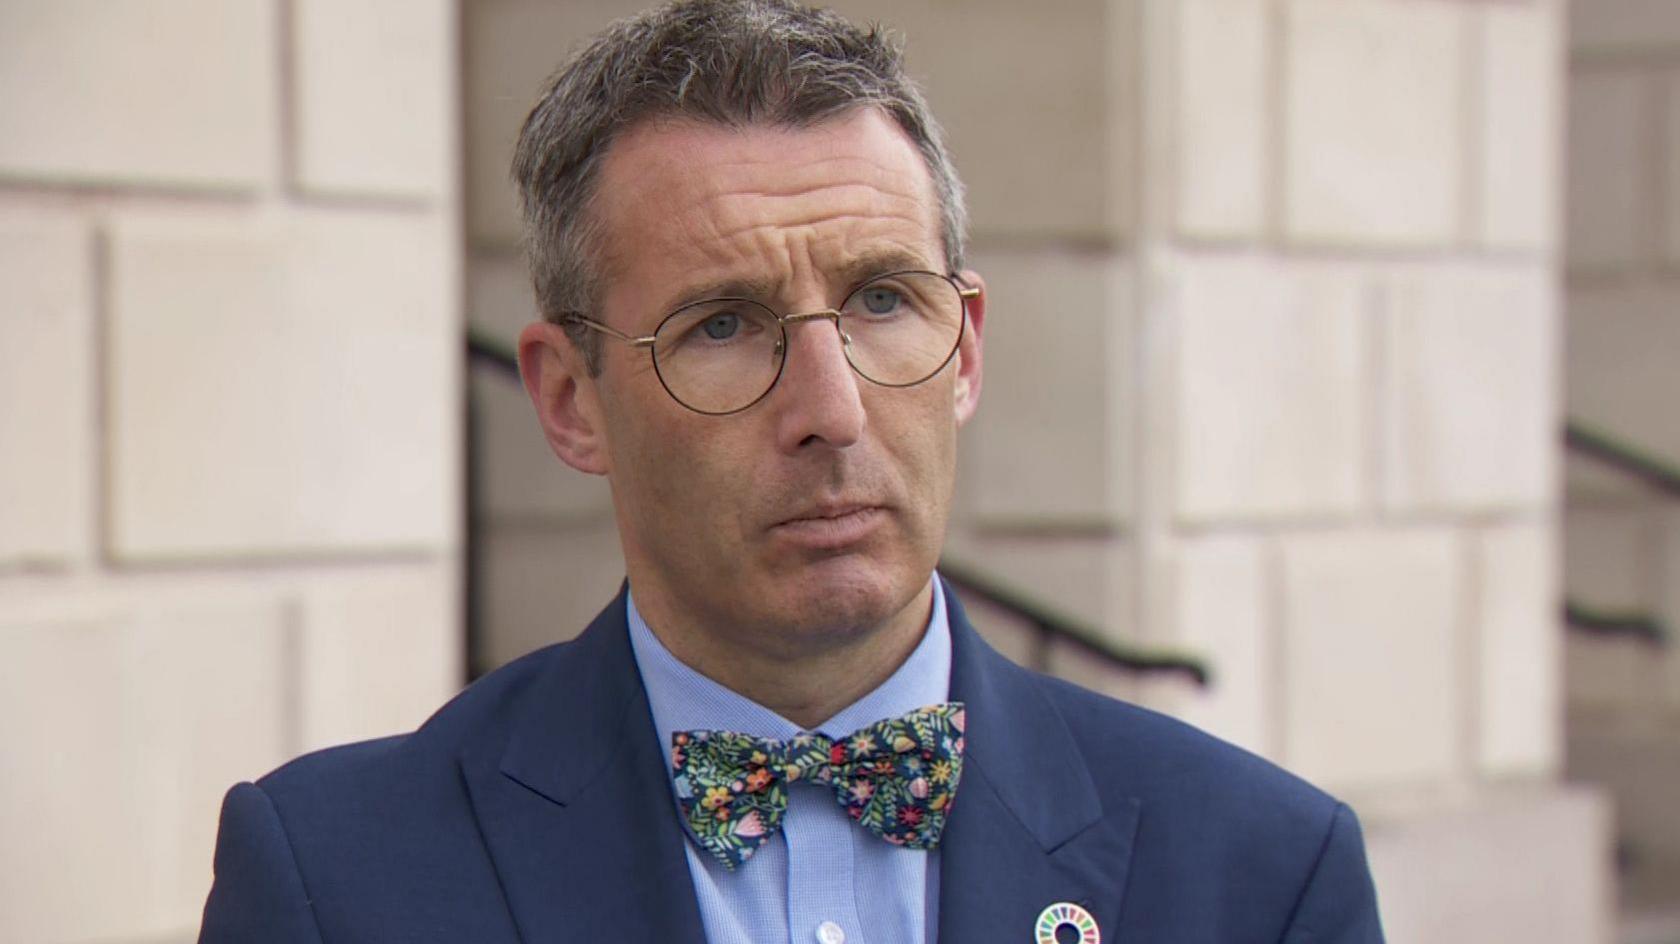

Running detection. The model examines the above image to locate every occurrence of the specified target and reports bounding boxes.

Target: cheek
[610,410,757,542]
[878,387,960,504]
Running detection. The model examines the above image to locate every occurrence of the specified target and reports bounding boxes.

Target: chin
[772,554,928,638]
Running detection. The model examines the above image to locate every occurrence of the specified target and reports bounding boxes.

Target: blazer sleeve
[198,781,326,944]
[1278,803,1385,944]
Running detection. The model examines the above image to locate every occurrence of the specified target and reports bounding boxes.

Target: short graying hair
[510,0,968,375]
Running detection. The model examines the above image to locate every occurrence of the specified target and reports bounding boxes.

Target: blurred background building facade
[1,0,1675,941]
[1563,1,1680,935]
[0,2,464,940]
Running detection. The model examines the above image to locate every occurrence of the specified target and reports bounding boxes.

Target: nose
[770,311,866,453]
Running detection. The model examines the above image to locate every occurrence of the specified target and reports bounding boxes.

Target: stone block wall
[0,3,462,940]
[1561,0,1680,916]
[464,0,1598,939]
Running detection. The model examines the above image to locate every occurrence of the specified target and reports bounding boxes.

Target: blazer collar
[938,580,1142,944]
[459,578,1139,944]
[459,588,708,944]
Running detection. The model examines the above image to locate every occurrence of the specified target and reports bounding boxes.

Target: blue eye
[859,287,901,315]
[701,312,741,339]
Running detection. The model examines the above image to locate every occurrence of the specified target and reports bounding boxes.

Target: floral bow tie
[670,702,966,870]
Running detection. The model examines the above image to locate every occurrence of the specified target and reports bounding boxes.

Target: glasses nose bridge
[780,307,844,330]
[777,307,853,350]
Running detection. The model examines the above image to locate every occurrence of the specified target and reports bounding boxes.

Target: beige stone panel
[1174,254,1365,522]
[1566,283,1680,468]
[1366,787,1611,944]
[1569,0,1680,55]
[1476,524,1561,777]
[129,602,293,931]
[466,0,1129,246]
[1477,3,1562,251]
[905,0,1128,240]
[297,562,463,754]
[941,531,1135,645]
[0,615,135,942]
[1279,528,1460,790]
[467,252,615,520]
[1381,263,1557,512]
[1174,0,1268,240]
[108,210,456,559]
[965,250,1133,527]
[0,214,89,567]
[0,0,275,189]
[1565,71,1646,272]
[0,598,288,942]
[293,0,455,198]
[1282,0,1464,247]
[463,0,652,248]
[479,520,626,671]
[1163,534,1270,757]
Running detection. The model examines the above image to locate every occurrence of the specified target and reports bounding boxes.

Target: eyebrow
[664,274,779,311]
[660,247,941,313]
[831,248,941,292]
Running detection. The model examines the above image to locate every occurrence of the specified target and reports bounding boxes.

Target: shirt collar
[627,577,952,752]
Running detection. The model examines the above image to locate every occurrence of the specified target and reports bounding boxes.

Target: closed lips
[779,504,878,526]
[768,506,888,546]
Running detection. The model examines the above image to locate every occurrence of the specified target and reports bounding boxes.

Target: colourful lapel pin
[1034,901,1100,944]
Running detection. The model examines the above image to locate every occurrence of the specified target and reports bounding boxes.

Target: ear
[518,321,611,475]
[951,269,985,426]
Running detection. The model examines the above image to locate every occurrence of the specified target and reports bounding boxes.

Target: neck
[631,579,935,730]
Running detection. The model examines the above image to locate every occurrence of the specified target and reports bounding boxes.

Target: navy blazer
[200,582,1384,942]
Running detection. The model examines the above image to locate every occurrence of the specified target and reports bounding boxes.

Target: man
[200,2,1384,941]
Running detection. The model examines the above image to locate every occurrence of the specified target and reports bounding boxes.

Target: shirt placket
[782,731,867,944]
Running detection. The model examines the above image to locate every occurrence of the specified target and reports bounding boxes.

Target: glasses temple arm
[560,315,657,347]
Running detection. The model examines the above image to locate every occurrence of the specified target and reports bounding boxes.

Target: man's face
[567,107,984,657]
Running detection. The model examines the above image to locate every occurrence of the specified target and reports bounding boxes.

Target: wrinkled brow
[662,247,940,312]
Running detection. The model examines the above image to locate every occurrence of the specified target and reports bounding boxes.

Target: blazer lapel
[938,583,1142,944]
[459,591,708,944]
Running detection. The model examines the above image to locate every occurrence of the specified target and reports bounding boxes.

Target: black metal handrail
[469,329,520,379]
[1564,602,1667,646]
[465,330,1211,687]
[937,559,1210,687]
[1565,420,1680,499]
[1562,419,1676,646]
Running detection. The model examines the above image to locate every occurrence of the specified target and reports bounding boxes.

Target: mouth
[769,503,888,550]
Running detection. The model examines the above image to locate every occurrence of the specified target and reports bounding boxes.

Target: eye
[858,286,902,316]
[700,312,741,340]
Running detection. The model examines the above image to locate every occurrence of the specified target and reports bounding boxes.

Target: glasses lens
[652,298,784,413]
[839,272,965,386]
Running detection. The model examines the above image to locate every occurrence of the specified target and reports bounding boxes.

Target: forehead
[590,108,943,313]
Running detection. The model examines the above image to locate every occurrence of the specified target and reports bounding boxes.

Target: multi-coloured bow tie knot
[671,702,966,870]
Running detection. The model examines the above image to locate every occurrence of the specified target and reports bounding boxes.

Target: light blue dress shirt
[626,579,952,944]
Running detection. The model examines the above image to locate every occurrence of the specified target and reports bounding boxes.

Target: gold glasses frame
[559,269,979,416]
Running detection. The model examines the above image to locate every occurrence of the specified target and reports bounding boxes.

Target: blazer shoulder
[207,641,580,940]
[1025,670,1381,935]
[256,637,573,801]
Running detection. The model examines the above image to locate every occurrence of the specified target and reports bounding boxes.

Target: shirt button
[816,921,846,944]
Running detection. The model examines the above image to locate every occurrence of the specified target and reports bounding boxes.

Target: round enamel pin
[1034,901,1100,944]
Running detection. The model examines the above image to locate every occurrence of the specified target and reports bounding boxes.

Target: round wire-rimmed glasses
[561,269,977,415]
